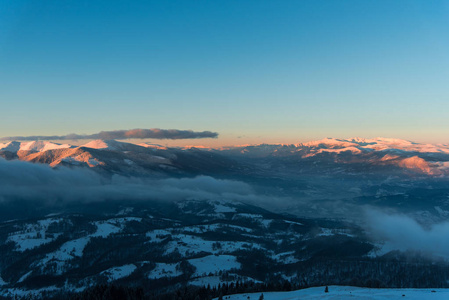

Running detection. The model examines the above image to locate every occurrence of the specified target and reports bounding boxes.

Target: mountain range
[2,137,449,298]
[1,137,449,176]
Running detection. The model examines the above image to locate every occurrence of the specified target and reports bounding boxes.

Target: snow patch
[36,218,131,274]
[283,220,303,226]
[17,271,32,283]
[101,264,137,281]
[218,285,449,300]
[148,263,182,279]
[318,228,354,237]
[19,141,73,152]
[7,218,63,252]
[272,251,300,264]
[189,255,240,277]
[214,204,237,213]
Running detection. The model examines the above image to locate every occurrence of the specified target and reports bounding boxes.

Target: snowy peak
[0,141,73,153]
[297,137,449,154]
[80,139,139,151]
[81,139,116,150]
[19,141,73,152]
[0,141,21,152]
[397,156,434,174]
[300,138,360,149]
[295,138,449,175]
[213,138,449,176]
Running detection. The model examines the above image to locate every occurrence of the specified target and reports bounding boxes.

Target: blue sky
[1,0,448,145]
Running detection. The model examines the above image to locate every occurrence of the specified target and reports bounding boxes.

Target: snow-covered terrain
[7,218,63,251]
[0,141,21,152]
[34,219,128,275]
[81,139,134,151]
[189,255,240,277]
[1,198,381,298]
[299,137,449,154]
[148,263,182,279]
[2,137,449,298]
[3,137,449,177]
[220,286,449,300]
[0,141,72,152]
[3,137,449,157]
[100,264,137,282]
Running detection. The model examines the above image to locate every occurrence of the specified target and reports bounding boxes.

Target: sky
[0,0,448,146]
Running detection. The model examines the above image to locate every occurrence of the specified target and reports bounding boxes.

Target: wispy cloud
[0,128,219,141]
[364,208,449,258]
[0,158,289,220]
[0,158,248,204]
[0,156,271,202]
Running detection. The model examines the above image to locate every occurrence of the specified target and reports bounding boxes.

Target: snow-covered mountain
[1,137,449,176]
[218,137,449,157]
[0,141,73,153]
[215,137,449,175]
[0,139,240,179]
[299,137,449,156]
[3,137,449,221]
[2,138,449,298]
[81,139,146,152]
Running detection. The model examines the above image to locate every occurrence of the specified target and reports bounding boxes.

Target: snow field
[189,255,240,277]
[0,141,72,153]
[34,218,137,274]
[162,233,260,256]
[148,255,240,280]
[218,286,449,300]
[271,251,299,264]
[148,263,182,279]
[100,264,137,281]
[7,218,63,252]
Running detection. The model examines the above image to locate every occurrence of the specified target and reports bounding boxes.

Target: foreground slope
[221,286,449,300]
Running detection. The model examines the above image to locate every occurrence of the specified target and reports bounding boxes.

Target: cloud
[0,128,219,141]
[0,158,273,210]
[364,208,449,258]
[0,157,296,223]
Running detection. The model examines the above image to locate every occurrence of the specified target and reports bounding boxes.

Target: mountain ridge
[1,138,448,176]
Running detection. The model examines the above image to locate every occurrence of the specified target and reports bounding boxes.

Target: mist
[6,157,449,259]
[0,158,287,215]
[364,208,449,258]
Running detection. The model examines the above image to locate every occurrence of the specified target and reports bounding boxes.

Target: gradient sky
[1,0,448,146]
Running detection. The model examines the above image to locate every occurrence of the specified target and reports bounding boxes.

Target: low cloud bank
[0,158,271,206]
[365,209,449,258]
[0,128,218,141]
